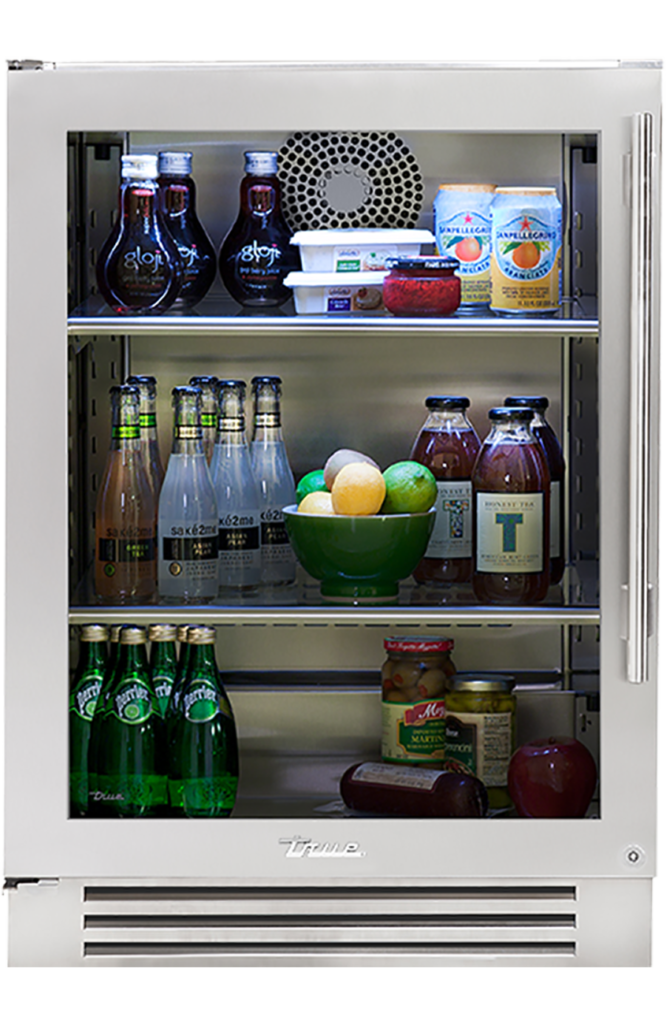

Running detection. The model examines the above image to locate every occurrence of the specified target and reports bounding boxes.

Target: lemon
[380,461,437,514]
[331,462,386,516]
[297,491,335,515]
[296,469,328,505]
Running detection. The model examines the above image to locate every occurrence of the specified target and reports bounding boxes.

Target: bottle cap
[384,636,454,654]
[80,624,110,643]
[121,154,159,180]
[188,625,217,645]
[190,376,219,392]
[119,626,147,645]
[425,396,470,410]
[504,396,549,411]
[251,375,282,392]
[158,151,193,177]
[109,625,123,643]
[448,673,515,693]
[177,624,191,643]
[127,375,157,398]
[148,624,177,643]
[244,151,278,176]
[488,406,534,423]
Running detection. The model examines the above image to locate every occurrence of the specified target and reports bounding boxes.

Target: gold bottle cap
[80,624,110,643]
[177,624,191,643]
[188,625,217,645]
[148,623,177,643]
[119,625,147,645]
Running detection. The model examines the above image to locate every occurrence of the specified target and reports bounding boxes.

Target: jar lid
[504,396,549,411]
[448,673,515,693]
[489,406,534,423]
[158,151,193,177]
[425,396,470,410]
[384,636,454,653]
[80,624,109,643]
[389,256,458,272]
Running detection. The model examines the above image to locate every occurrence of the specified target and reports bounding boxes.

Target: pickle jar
[381,636,456,766]
[444,674,516,809]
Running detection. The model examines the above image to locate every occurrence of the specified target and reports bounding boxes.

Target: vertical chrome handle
[627,112,654,683]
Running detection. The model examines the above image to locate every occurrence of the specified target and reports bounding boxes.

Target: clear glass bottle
[126,375,165,497]
[167,625,239,818]
[472,407,550,604]
[158,150,216,308]
[504,396,566,585]
[189,375,219,463]
[219,151,299,307]
[88,625,166,818]
[410,397,481,585]
[69,624,109,817]
[148,622,178,717]
[158,386,219,603]
[211,380,261,592]
[250,376,296,586]
[96,154,183,314]
[95,384,157,604]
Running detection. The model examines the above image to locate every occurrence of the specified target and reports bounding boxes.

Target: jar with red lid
[383,257,461,317]
[381,636,456,765]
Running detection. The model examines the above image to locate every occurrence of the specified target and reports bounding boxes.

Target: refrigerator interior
[3,59,659,970]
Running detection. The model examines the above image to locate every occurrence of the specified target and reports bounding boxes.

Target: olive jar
[444,674,516,808]
[381,636,456,766]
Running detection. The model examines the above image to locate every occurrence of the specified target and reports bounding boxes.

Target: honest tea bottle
[158,386,219,603]
[168,625,239,817]
[504,396,565,585]
[126,374,165,497]
[69,624,109,817]
[158,150,217,308]
[250,376,296,586]
[472,407,550,604]
[219,151,298,307]
[189,375,219,463]
[89,625,166,817]
[95,384,157,604]
[148,622,178,717]
[96,154,182,314]
[410,396,481,585]
[211,380,261,592]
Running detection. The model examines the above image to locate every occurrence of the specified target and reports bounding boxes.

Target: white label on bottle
[444,711,513,787]
[476,492,544,573]
[351,762,443,791]
[425,480,472,558]
[550,480,560,559]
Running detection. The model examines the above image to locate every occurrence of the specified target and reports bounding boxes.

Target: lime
[380,461,437,514]
[296,469,328,505]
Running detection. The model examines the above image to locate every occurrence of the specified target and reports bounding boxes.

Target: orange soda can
[490,187,562,315]
[433,184,496,309]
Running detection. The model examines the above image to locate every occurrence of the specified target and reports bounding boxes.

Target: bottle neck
[121,179,161,226]
[171,398,206,457]
[138,396,159,442]
[151,641,176,670]
[423,409,473,432]
[116,642,149,679]
[240,175,282,221]
[77,641,107,676]
[251,390,283,442]
[487,419,536,445]
[187,643,218,680]
[160,177,194,218]
[110,401,141,453]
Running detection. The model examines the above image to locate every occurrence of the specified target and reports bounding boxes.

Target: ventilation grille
[82,885,578,963]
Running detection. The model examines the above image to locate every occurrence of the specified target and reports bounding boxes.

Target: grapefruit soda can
[490,187,562,315]
[433,184,496,310]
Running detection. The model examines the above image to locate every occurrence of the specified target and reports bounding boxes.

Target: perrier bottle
[168,625,239,817]
[90,625,166,817]
[69,624,109,816]
[148,622,178,717]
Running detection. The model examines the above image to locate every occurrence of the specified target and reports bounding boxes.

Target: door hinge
[7,59,55,72]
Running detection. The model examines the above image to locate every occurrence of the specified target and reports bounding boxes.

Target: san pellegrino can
[168,625,239,817]
[148,623,178,717]
[89,625,166,816]
[490,187,562,315]
[69,624,109,816]
[158,385,219,602]
[433,184,496,309]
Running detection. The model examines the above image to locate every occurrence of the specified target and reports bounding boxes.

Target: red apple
[507,736,597,818]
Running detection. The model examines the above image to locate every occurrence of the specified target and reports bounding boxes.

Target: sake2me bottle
[158,386,219,603]
[95,384,157,604]
[126,374,165,498]
[96,154,183,314]
[189,375,219,464]
[69,624,109,817]
[211,380,261,592]
[250,376,296,586]
[472,406,550,604]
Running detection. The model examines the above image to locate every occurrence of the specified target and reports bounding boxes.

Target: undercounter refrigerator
[4,60,661,967]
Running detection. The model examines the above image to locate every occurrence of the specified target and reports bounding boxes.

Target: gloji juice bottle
[472,407,550,604]
[158,151,217,308]
[410,397,481,584]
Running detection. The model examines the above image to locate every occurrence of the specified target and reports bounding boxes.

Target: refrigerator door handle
[627,111,654,684]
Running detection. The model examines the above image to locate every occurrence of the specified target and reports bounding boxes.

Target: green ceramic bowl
[283,504,436,602]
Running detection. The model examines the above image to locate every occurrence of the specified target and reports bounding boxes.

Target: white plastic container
[290,229,435,273]
[284,271,388,314]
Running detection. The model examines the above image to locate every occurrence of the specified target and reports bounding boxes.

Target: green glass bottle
[69,624,109,817]
[148,623,178,717]
[88,623,124,809]
[90,625,167,817]
[168,625,239,817]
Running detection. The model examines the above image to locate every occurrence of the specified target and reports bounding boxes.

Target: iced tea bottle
[126,375,165,497]
[95,385,157,603]
[505,396,565,584]
[158,151,216,308]
[472,407,550,604]
[219,151,299,307]
[410,397,481,584]
[96,154,183,314]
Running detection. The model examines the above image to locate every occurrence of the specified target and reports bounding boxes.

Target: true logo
[279,836,366,859]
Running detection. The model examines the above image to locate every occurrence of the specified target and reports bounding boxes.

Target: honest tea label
[444,711,513,787]
[426,480,472,559]
[476,492,544,573]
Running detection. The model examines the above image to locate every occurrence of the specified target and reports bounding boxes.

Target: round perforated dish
[277,131,424,232]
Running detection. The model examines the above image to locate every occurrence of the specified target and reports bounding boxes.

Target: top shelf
[67,295,599,338]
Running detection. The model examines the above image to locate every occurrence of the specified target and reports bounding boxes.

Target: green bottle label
[112,424,141,440]
[182,679,231,723]
[71,673,103,721]
[139,412,157,429]
[113,683,154,724]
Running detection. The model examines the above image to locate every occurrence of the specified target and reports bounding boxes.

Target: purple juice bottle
[158,151,216,308]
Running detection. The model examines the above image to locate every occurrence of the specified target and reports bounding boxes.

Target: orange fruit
[454,237,482,262]
[512,241,541,269]
[298,491,335,515]
[331,462,386,516]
